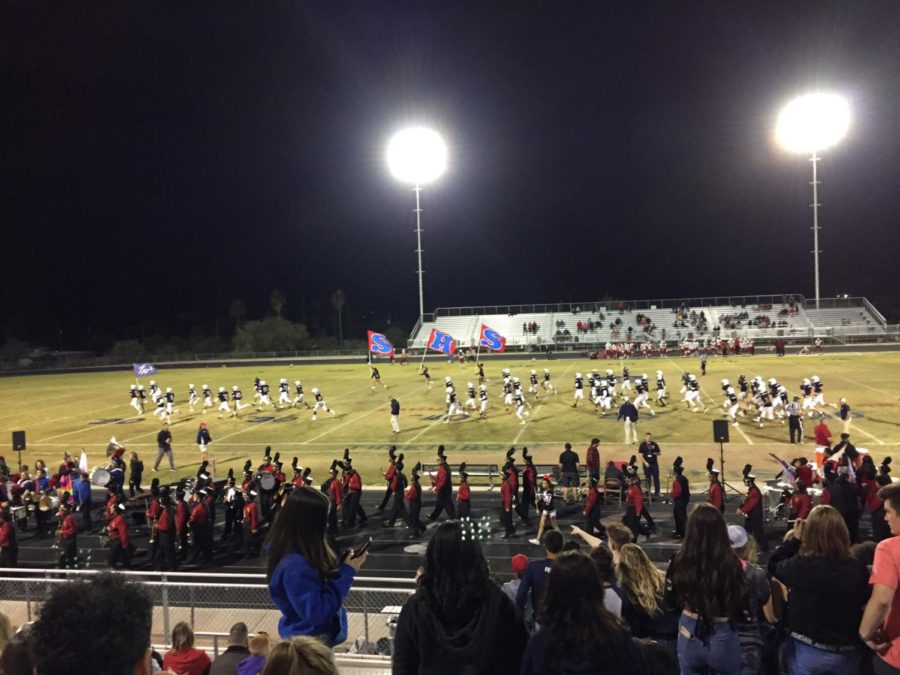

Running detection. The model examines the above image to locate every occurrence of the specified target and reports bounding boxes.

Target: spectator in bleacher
[392,521,527,674]
[727,525,774,675]
[860,483,900,673]
[588,543,627,619]
[267,488,367,646]
[210,622,250,675]
[1,622,34,675]
[501,553,534,628]
[30,572,152,675]
[768,506,868,673]
[668,504,746,675]
[517,530,563,632]
[237,633,270,675]
[164,622,212,675]
[617,543,678,649]
[260,637,338,675]
[521,551,644,674]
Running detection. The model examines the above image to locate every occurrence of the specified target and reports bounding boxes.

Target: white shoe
[528,538,540,545]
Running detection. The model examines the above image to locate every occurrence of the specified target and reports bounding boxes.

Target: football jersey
[203,387,211,397]
[813,382,823,394]
[515,392,525,405]
[479,390,488,402]
[544,372,551,382]
[728,392,738,404]
[279,382,289,393]
[218,391,228,402]
[689,381,700,392]
[657,377,666,389]
[314,391,323,402]
[467,386,476,399]
[130,389,137,399]
[188,387,196,397]
[575,377,583,390]
[260,384,269,396]
[530,373,538,385]
[165,392,174,403]
[234,389,243,401]
[295,383,304,394]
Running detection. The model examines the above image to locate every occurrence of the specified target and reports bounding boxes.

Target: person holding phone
[266,488,367,646]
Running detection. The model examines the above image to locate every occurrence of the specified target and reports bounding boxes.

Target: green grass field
[2,352,898,487]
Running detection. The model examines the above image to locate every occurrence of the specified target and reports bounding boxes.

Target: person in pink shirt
[860,483,900,673]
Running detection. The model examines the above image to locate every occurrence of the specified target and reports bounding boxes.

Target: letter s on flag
[427,328,457,356]
[479,325,506,352]
[367,331,394,356]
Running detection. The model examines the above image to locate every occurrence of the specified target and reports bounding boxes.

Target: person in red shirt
[0,510,18,567]
[582,477,606,537]
[738,466,768,553]
[378,446,398,512]
[155,489,177,570]
[814,420,833,449]
[405,463,425,538]
[671,457,690,538]
[343,460,367,528]
[792,457,815,486]
[500,466,516,539]
[104,485,118,524]
[146,479,161,566]
[163,622,211,675]
[707,460,724,513]
[428,446,456,522]
[788,481,813,521]
[242,488,261,559]
[457,463,471,520]
[188,491,212,564]
[57,502,78,568]
[860,484,900,668]
[383,456,407,527]
[517,451,537,527]
[107,502,131,569]
[325,461,342,536]
[175,487,189,559]
[623,468,650,541]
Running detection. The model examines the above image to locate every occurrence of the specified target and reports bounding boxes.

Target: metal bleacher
[408,295,889,349]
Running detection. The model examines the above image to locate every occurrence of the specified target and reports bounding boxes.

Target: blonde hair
[615,544,665,616]
[249,632,271,656]
[800,505,850,559]
[261,637,338,675]
[0,611,12,654]
[605,523,634,552]
[733,533,759,564]
[171,622,195,651]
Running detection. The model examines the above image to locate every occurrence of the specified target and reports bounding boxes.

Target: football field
[2,351,899,487]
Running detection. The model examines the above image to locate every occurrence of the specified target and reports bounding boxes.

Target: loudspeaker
[12,430,26,451]
[712,420,730,443]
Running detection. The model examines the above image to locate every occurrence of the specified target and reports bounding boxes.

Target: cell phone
[350,536,372,559]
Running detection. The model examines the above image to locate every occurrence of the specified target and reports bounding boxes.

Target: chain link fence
[0,570,413,658]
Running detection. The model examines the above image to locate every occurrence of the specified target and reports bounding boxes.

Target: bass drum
[258,473,277,491]
[90,468,111,487]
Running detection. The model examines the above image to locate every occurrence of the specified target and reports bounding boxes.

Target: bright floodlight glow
[387,127,447,184]
[776,93,850,154]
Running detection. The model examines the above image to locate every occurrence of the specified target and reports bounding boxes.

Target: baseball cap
[727,525,748,549]
[511,554,529,574]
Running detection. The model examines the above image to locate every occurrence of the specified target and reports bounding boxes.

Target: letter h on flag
[367,331,394,357]
[478,324,506,352]
[427,328,456,356]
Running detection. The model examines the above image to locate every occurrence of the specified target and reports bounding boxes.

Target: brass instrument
[148,517,157,544]
[51,522,63,550]
[38,493,52,512]
[98,527,110,547]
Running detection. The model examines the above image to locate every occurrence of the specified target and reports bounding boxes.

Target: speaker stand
[719,440,744,499]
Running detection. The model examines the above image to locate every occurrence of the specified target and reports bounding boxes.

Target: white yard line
[848,424,886,446]
[511,361,577,446]
[665,357,754,445]
[831,373,899,399]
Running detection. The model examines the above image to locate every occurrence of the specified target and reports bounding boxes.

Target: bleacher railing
[0,569,414,659]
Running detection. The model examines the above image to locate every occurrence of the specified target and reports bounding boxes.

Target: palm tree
[331,290,347,345]
[270,289,286,317]
[229,299,247,332]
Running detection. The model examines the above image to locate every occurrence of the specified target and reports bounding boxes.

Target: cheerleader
[529,476,560,545]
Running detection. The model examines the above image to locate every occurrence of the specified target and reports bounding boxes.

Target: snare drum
[90,468,111,487]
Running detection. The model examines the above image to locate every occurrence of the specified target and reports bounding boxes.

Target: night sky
[3,1,899,349]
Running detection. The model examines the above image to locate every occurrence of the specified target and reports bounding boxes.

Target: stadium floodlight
[387,127,448,323]
[776,93,851,309]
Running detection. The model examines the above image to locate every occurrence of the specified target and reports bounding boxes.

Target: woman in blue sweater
[267,488,367,646]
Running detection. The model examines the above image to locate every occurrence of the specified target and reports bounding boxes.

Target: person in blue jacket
[267,487,368,646]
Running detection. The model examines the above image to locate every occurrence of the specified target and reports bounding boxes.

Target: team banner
[133,363,158,376]
[478,324,506,352]
[367,330,394,357]
[427,328,457,355]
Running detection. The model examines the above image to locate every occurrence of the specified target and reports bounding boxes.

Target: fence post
[190,584,196,628]
[362,589,370,643]
[162,573,171,646]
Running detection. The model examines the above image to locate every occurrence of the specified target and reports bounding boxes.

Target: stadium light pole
[387,127,448,324]
[775,93,850,309]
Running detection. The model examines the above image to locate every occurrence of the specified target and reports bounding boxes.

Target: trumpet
[148,517,157,544]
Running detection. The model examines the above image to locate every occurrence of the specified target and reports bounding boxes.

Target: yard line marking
[830,373,898,399]
[665,357,753,444]
[848,424,886,446]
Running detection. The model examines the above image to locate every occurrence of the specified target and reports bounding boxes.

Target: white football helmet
[479,384,487,390]
[166,387,172,393]
[294,380,301,385]
[219,386,226,392]
[130,384,136,390]
[202,384,208,389]
[232,385,238,391]
[312,387,320,394]
[811,375,820,383]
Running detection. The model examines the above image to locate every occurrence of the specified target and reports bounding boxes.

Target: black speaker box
[712,420,730,443]
[12,430,26,451]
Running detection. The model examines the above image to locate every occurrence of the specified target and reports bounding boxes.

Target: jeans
[677,613,741,675]
[782,635,861,675]
[645,464,660,495]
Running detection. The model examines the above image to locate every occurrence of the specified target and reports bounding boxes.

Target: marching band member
[0,510,18,567]
[188,489,213,565]
[516,449,536,527]
[706,459,724,513]
[377,446,398,512]
[788,481,812,521]
[56,502,78,568]
[456,463,471,519]
[323,460,342,537]
[175,486,189,559]
[671,457,690,539]
[341,451,366,527]
[405,463,425,539]
[428,446,455,521]
[500,465,516,540]
[583,477,606,537]
[156,488,177,571]
[383,456,407,528]
[738,465,767,553]
[146,479,161,566]
[242,487,261,559]
[222,470,242,542]
[623,466,651,541]
[107,501,131,569]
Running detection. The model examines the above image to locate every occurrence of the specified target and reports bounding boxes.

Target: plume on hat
[388,445,397,461]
